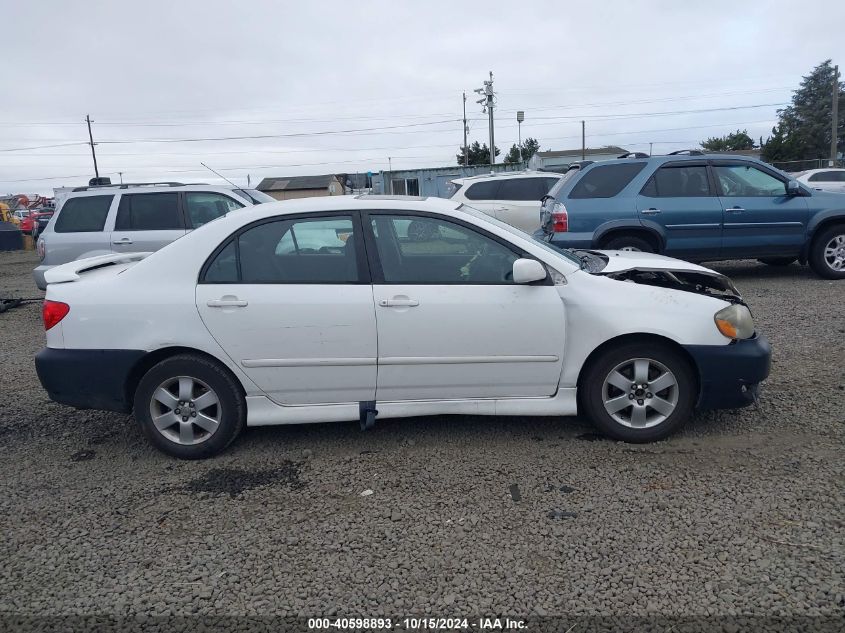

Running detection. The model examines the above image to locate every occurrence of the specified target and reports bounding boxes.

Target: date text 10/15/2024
[308,617,527,630]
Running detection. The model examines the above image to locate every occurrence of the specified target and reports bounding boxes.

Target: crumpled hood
[596,249,716,274]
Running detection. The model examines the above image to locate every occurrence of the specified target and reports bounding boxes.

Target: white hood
[594,249,715,274]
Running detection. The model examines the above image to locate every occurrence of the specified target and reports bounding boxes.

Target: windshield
[234,188,275,204]
[458,203,582,266]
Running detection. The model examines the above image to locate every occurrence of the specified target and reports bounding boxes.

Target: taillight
[42,300,69,330]
[37,237,46,260]
[551,202,569,232]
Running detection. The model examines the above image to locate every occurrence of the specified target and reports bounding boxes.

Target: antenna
[200,162,239,188]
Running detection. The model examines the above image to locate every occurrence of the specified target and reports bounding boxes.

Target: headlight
[714,304,755,339]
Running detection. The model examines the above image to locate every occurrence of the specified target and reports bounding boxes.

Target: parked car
[537,153,845,279]
[793,168,845,194]
[448,171,563,233]
[36,195,771,459]
[33,182,268,290]
[13,209,31,231]
[30,210,54,238]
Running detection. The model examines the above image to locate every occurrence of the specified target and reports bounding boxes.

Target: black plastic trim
[35,348,146,412]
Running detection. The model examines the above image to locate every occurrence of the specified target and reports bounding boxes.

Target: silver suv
[34,182,273,290]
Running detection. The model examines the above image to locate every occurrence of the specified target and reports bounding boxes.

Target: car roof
[452,170,562,184]
[227,194,462,219]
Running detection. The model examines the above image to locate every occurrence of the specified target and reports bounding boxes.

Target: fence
[771,158,844,173]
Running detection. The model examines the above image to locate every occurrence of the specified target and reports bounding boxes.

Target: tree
[504,137,541,164]
[761,60,844,163]
[456,141,500,166]
[700,129,757,152]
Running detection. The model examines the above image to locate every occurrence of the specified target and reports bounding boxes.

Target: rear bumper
[684,335,772,410]
[33,265,51,290]
[532,229,594,250]
[35,348,146,413]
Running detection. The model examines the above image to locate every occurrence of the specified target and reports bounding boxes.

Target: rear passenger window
[808,171,845,182]
[497,178,558,201]
[641,165,711,197]
[569,163,647,199]
[202,216,359,284]
[464,181,501,200]
[186,192,243,229]
[53,195,113,233]
[115,193,182,231]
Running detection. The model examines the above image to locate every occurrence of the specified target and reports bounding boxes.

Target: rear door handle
[112,238,133,245]
[378,298,419,307]
[641,208,661,215]
[726,206,745,213]
[207,298,248,308]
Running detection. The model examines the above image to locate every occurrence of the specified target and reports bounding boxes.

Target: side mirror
[513,258,547,284]
[786,180,801,196]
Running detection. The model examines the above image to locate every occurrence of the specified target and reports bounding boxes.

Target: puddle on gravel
[182,462,303,498]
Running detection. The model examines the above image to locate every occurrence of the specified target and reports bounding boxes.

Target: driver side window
[714,164,786,197]
[370,214,519,284]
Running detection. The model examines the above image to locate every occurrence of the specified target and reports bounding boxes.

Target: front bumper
[35,348,146,412]
[684,334,772,410]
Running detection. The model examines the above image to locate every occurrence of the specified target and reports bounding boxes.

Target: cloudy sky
[2,0,843,194]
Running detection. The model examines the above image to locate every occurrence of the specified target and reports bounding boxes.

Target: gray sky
[3,0,843,194]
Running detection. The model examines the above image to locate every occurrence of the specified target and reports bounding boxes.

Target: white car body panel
[43,195,736,428]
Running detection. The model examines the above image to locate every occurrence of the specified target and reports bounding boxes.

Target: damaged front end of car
[602,268,746,305]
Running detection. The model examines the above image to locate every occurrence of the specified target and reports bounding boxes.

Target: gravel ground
[0,250,843,627]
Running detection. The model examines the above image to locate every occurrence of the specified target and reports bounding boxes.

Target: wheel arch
[125,346,247,408]
[593,221,665,252]
[576,333,700,399]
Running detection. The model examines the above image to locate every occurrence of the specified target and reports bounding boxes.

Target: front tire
[579,342,696,443]
[601,234,656,253]
[809,224,845,279]
[133,354,246,459]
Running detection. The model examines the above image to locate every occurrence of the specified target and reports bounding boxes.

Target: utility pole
[649,142,653,157]
[85,114,99,178]
[388,156,393,194]
[831,64,840,167]
[581,120,586,161]
[517,111,525,164]
[475,72,495,168]
[118,171,123,184]
[462,92,468,167]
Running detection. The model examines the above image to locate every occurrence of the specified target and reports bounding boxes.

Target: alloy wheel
[602,358,679,428]
[148,376,221,445]
[823,233,845,271]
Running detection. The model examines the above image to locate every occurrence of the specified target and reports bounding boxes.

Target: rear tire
[133,354,246,459]
[758,257,796,266]
[808,224,845,279]
[601,234,656,253]
[579,342,696,443]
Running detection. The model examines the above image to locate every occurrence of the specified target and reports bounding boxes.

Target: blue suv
[537,152,845,279]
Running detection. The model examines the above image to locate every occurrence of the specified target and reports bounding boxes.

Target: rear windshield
[54,195,114,233]
[568,162,647,199]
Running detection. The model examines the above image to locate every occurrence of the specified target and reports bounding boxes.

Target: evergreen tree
[504,138,541,164]
[761,60,844,163]
[700,129,756,152]
[456,141,500,166]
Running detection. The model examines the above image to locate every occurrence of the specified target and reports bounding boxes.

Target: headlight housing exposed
[714,304,755,339]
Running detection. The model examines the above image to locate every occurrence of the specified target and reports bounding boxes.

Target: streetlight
[516,111,525,164]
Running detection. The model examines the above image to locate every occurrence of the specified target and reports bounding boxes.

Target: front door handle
[641,208,661,215]
[207,298,248,308]
[726,206,745,213]
[378,298,419,308]
[112,238,134,245]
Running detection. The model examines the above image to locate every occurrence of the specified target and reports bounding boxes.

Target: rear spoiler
[44,252,152,284]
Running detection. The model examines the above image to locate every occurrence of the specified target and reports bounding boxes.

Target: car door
[196,213,377,405]
[110,192,187,253]
[635,162,723,260]
[712,161,809,258]
[494,177,560,232]
[364,211,566,402]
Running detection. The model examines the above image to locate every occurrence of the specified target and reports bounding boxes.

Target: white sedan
[36,196,771,458]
